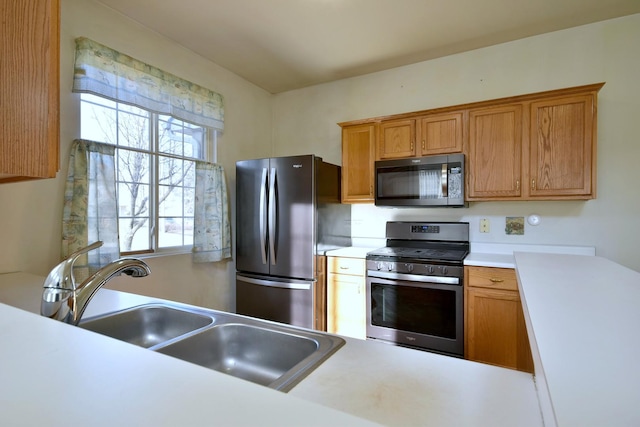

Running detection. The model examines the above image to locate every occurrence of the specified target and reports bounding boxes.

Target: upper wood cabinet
[339,82,603,203]
[467,87,601,201]
[0,0,60,183]
[417,111,464,155]
[468,104,523,199]
[341,123,376,203]
[528,94,595,198]
[377,112,464,160]
[378,118,416,159]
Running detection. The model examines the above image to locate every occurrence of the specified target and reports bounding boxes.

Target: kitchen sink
[79,304,214,348]
[78,303,345,392]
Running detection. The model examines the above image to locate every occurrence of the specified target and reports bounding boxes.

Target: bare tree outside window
[80,94,208,254]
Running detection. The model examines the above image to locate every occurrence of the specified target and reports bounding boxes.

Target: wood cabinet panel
[378,119,415,159]
[341,124,376,203]
[1,0,60,183]
[465,266,533,373]
[418,112,464,155]
[528,94,595,198]
[468,105,522,199]
[328,256,366,276]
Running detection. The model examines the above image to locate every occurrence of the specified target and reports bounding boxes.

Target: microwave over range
[375,153,466,207]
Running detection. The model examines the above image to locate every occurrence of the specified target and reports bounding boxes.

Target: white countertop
[515,253,640,427]
[0,271,541,427]
[466,243,596,269]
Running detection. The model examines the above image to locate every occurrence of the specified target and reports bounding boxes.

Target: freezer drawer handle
[238,275,312,290]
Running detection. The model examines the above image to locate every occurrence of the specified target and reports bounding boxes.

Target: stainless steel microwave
[374,154,466,207]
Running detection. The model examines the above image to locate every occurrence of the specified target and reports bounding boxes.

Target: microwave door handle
[268,167,277,265]
[441,163,448,197]
[259,167,268,265]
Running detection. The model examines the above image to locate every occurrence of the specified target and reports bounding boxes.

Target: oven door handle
[367,270,460,285]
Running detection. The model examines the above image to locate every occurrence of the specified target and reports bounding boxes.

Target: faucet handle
[44,241,104,291]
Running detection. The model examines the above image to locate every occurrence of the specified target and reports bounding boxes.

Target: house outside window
[80,93,217,255]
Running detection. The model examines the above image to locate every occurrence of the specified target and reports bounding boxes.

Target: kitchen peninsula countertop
[0,272,541,426]
[514,253,640,427]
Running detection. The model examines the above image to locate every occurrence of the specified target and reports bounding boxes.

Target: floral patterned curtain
[192,162,231,263]
[62,140,119,281]
[72,37,224,130]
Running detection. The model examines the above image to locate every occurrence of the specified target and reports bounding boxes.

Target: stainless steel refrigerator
[235,155,351,330]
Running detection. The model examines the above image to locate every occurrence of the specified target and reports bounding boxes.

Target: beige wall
[273,13,640,272]
[0,0,273,310]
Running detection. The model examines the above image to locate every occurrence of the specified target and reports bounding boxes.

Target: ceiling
[95,0,640,94]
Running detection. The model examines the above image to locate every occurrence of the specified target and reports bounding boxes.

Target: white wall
[0,0,274,310]
[273,14,640,272]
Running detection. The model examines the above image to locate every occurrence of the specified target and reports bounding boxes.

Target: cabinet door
[418,112,464,155]
[466,286,533,372]
[467,105,523,199]
[528,94,595,198]
[327,257,366,340]
[378,119,416,159]
[0,0,60,183]
[341,124,376,203]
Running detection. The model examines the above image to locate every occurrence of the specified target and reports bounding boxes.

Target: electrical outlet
[480,218,490,233]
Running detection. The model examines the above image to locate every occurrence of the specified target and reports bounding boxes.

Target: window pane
[118,111,150,150]
[159,115,205,160]
[81,101,117,144]
[119,218,150,252]
[159,186,183,217]
[159,217,184,247]
[117,149,150,185]
[82,93,116,108]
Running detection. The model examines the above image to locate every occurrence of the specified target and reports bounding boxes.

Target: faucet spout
[41,242,150,325]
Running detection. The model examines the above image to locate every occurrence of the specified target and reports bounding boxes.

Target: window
[80,93,217,255]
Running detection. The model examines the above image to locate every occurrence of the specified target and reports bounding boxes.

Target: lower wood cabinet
[327,256,366,339]
[465,266,534,373]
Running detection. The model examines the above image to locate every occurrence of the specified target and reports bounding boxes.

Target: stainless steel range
[366,221,469,357]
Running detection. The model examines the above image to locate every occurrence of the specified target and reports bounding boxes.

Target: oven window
[370,281,457,339]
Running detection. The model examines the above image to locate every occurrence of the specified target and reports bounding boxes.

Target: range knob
[387,262,394,271]
[441,266,449,275]
[426,265,435,274]
[404,263,414,273]
[376,262,384,271]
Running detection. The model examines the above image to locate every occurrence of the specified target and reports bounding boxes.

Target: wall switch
[480,218,490,233]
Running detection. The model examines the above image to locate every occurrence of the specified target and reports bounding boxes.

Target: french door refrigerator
[235,155,351,330]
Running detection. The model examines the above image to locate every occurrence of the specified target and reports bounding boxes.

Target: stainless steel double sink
[79,303,345,392]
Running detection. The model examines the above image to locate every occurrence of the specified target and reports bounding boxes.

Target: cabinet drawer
[466,266,518,291]
[327,257,365,276]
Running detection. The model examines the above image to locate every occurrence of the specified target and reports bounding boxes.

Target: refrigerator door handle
[237,274,312,290]
[259,167,268,264]
[268,167,277,265]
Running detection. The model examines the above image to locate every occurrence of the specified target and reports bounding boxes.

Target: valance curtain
[72,37,224,130]
[192,162,232,263]
[62,140,119,281]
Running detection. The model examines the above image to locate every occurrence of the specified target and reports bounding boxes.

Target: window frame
[80,93,217,257]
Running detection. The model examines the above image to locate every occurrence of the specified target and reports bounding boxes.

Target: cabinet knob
[531,179,536,190]
[410,141,414,151]
[422,140,425,150]
[516,180,520,191]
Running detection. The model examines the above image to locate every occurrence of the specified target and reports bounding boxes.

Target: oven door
[366,271,463,357]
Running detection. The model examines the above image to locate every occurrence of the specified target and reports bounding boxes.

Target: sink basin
[78,303,345,392]
[158,323,325,391]
[79,304,213,348]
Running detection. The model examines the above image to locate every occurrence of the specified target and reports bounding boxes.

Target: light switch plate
[480,218,490,233]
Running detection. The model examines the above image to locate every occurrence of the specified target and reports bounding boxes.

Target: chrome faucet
[41,241,151,325]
